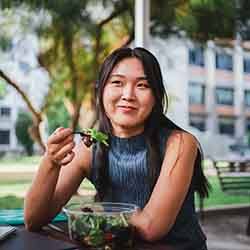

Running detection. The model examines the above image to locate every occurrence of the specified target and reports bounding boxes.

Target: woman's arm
[24,127,91,231]
[131,130,198,241]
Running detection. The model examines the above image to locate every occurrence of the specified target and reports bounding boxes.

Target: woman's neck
[112,126,144,138]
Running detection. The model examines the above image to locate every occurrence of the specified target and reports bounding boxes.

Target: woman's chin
[111,120,144,134]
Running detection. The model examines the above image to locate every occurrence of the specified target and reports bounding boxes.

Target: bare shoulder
[165,130,198,158]
[162,130,198,174]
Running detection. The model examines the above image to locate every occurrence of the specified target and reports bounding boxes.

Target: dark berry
[81,206,94,213]
[82,135,93,147]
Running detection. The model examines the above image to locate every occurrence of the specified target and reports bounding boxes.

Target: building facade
[188,40,250,142]
[151,37,250,144]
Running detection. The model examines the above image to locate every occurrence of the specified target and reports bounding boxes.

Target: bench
[213,159,250,236]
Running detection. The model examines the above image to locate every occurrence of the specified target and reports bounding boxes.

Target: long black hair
[94,47,210,201]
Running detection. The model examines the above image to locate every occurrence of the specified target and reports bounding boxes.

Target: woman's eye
[137,82,149,88]
[110,80,122,86]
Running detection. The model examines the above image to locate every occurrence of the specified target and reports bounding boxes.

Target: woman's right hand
[45,127,75,167]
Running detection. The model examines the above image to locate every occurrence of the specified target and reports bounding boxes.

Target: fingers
[50,133,74,153]
[54,127,65,133]
[53,141,75,162]
[46,127,75,166]
[48,128,73,144]
[60,151,75,165]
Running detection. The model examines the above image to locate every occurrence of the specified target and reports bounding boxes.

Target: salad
[64,203,136,250]
[73,128,109,147]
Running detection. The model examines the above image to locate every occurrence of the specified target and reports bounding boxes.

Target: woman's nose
[121,84,135,100]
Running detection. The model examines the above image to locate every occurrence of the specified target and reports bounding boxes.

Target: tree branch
[0,70,41,120]
[98,5,129,28]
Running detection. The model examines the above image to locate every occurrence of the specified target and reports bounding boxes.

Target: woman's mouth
[117,105,137,112]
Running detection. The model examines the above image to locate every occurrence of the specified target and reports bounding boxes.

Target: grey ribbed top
[106,133,151,208]
[89,127,207,249]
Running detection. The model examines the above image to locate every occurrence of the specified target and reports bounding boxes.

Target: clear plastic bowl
[63,202,138,249]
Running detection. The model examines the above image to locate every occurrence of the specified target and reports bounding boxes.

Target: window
[0,107,11,117]
[245,118,250,132]
[189,47,204,66]
[244,58,250,73]
[216,87,234,105]
[19,61,30,73]
[0,130,10,145]
[189,115,206,131]
[218,117,235,136]
[244,90,250,107]
[189,82,205,105]
[216,53,233,71]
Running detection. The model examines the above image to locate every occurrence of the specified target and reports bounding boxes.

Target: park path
[202,212,250,250]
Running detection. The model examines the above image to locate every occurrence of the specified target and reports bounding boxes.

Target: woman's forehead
[110,57,145,77]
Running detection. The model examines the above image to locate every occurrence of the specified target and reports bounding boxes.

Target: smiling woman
[24,47,210,250]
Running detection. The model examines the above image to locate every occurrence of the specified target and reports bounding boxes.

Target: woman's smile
[117,104,137,112]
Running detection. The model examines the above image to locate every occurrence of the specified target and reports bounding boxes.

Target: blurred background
[0,1,250,249]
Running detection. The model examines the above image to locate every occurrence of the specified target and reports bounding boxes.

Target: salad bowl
[63,202,138,249]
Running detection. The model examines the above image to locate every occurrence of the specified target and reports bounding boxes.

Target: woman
[24,47,210,249]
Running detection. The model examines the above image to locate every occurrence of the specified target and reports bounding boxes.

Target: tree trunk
[70,102,82,130]
[28,116,46,153]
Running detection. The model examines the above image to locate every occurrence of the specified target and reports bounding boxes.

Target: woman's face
[103,57,155,137]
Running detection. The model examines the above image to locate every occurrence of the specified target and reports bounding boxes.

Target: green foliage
[1,0,250,48]
[150,0,188,37]
[150,0,235,40]
[46,99,70,134]
[182,0,236,41]
[15,111,34,156]
[84,128,109,146]
[150,0,250,41]
[0,36,12,51]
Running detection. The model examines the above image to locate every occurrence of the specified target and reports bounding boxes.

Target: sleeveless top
[89,127,207,249]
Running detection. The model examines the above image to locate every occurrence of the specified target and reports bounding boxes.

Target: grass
[0,195,24,209]
[0,180,31,197]
[0,178,95,209]
[0,156,249,209]
[0,155,40,165]
[195,176,250,208]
